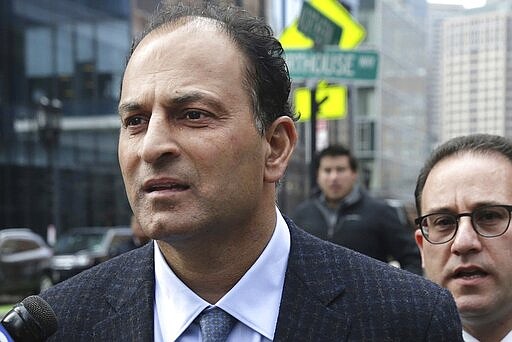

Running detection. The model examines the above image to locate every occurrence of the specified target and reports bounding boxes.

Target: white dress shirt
[153,206,291,342]
[463,329,512,342]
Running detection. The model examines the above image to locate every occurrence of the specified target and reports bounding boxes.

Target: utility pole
[37,97,62,240]
[309,85,329,192]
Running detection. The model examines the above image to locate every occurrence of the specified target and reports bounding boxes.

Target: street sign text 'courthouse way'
[285,49,378,81]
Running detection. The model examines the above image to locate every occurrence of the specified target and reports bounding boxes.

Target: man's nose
[139,112,180,163]
[328,170,341,179]
[450,216,483,255]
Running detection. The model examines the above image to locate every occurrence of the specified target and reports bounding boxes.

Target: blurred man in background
[292,144,422,274]
[415,134,512,341]
[113,215,150,255]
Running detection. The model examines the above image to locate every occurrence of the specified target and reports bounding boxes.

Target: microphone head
[1,295,58,342]
[21,296,58,339]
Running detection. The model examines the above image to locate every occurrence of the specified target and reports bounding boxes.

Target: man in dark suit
[41,1,463,340]
[414,134,512,341]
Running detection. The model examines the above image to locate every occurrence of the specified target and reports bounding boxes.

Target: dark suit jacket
[41,219,463,341]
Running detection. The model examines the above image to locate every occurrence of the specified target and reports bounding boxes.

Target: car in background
[50,226,132,284]
[383,198,419,269]
[384,198,416,232]
[0,228,53,296]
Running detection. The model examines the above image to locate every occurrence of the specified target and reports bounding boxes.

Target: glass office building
[0,0,135,236]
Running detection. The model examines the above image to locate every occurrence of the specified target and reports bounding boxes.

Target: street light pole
[37,97,62,240]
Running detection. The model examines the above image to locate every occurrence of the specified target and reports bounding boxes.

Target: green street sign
[298,2,342,46]
[285,49,379,81]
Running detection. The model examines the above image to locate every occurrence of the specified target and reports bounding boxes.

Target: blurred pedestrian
[40,1,462,341]
[113,215,150,256]
[414,134,512,341]
[292,144,422,274]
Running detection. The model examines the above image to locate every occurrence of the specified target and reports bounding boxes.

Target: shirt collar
[462,330,480,342]
[463,329,512,342]
[154,206,290,341]
[154,242,209,342]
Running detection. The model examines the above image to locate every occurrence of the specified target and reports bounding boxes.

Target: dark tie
[196,307,236,342]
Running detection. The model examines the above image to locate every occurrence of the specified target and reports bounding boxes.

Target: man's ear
[263,116,297,183]
[414,229,426,269]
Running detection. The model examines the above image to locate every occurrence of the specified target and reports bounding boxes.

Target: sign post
[279,0,377,191]
[308,86,331,189]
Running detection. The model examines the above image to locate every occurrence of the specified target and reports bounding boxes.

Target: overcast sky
[426,0,486,9]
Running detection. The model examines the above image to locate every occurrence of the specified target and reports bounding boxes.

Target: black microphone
[0,295,57,342]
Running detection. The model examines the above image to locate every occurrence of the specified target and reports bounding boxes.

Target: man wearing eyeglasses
[414,133,512,342]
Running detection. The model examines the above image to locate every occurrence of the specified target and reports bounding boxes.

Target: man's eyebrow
[118,92,224,115]
[118,102,143,115]
[164,91,220,108]
[423,206,453,214]
[424,201,503,214]
[170,92,204,105]
[163,92,225,112]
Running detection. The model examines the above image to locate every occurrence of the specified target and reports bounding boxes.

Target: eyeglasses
[415,204,512,244]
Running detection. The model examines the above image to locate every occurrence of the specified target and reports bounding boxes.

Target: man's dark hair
[315,145,358,172]
[415,133,512,216]
[123,0,296,134]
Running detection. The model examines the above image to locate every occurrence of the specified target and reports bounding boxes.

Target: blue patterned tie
[197,307,236,342]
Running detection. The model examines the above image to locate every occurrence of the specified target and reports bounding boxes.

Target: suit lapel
[82,223,352,340]
[90,243,155,341]
[274,220,351,341]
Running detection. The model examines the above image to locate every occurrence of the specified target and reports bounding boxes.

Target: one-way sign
[298,2,342,47]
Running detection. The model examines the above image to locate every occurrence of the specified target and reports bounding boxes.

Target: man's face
[118,21,271,242]
[415,152,512,327]
[316,155,357,203]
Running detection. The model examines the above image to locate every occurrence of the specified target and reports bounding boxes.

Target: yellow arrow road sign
[294,81,347,121]
[280,0,366,49]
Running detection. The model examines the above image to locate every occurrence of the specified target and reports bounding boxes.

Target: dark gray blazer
[41,219,463,341]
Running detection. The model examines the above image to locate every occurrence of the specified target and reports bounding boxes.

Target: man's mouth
[143,179,190,193]
[452,267,488,280]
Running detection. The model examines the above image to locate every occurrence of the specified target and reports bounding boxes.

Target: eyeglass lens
[421,205,511,243]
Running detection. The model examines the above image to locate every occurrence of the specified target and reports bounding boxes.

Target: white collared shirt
[153,207,291,342]
[463,329,512,342]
